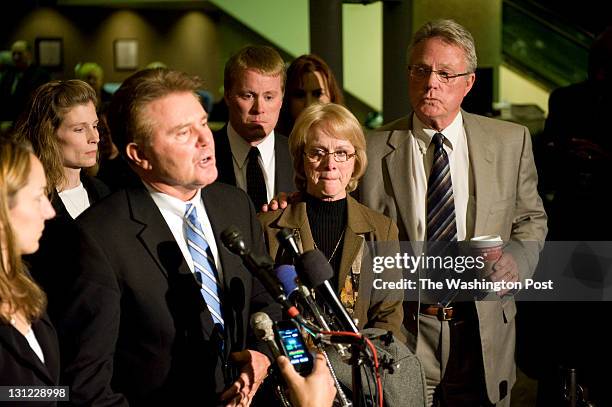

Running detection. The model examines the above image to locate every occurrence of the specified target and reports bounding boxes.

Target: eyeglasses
[304,148,356,163]
[408,65,472,83]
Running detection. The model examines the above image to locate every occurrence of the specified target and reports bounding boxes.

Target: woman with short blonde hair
[259,103,403,339]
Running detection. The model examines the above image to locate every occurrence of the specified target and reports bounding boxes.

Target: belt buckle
[436,306,453,321]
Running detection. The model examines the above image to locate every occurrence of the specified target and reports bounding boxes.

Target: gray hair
[408,19,477,73]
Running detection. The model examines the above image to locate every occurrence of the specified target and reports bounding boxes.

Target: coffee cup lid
[470,235,502,248]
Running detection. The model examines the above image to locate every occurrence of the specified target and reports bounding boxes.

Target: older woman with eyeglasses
[258,103,403,339]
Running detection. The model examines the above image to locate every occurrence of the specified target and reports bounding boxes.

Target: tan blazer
[359,111,548,403]
[258,195,405,341]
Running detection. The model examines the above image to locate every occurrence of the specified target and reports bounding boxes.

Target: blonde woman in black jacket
[0,139,57,405]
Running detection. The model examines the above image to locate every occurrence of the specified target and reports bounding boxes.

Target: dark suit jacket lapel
[82,174,109,204]
[463,111,496,236]
[201,185,247,353]
[273,133,294,194]
[213,125,237,187]
[127,186,190,280]
[32,314,60,383]
[0,319,57,384]
[201,185,245,295]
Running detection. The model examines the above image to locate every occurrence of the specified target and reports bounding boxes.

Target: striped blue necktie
[427,133,457,241]
[185,204,224,327]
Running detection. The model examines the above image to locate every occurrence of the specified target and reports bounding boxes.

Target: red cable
[320,331,383,407]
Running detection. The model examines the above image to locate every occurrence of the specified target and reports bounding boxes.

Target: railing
[502,0,595,89]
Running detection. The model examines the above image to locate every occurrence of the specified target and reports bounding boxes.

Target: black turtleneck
[305,194,348,288]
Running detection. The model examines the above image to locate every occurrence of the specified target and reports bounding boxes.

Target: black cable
[362,361,378,407]
[359,342,377,407]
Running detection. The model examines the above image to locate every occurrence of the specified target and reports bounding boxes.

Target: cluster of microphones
[221,226,389,407]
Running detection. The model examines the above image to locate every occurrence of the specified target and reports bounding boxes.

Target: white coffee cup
[470,235,503,280]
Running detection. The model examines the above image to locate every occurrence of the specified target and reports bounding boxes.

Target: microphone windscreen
[275,265,298,296]
[299,250,334,288]
[250,312,275,342]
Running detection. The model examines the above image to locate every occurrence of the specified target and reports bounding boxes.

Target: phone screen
[275,321,313,375]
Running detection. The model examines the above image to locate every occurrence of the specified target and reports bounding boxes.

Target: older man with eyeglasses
[360,19,547,407]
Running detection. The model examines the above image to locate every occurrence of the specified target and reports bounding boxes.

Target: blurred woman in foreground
[0,139,58,393]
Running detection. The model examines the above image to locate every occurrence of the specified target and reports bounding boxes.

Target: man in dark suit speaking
[55,68,280,406]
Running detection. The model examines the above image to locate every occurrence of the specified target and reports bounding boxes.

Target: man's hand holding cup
[470,235,519,296]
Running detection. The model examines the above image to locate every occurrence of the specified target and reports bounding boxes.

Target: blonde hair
[224,45,286,93]
[14,79,98,193]
[289,103,367,193]
[0,139,46,323]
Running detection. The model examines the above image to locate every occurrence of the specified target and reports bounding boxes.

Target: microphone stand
[321,331,396,407]
[316,344,352,407]
[350,342,364,407]
[321,333,371,407]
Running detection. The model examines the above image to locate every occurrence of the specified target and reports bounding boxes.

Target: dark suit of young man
[214,125,294,196]
[219,45,295,210]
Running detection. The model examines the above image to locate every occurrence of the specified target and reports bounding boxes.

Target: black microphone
[275,263,352,359]
[276,228,302,260]
[300,250,359,334]
[221,226,300,320]
[250,312,282,359]
[274,230,332,329]
[275,264,330,327]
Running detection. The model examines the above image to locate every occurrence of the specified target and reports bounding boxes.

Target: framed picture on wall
[114,38,139,71]
[35,37,63,70]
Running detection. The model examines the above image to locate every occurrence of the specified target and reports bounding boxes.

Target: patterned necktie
[185,204,224,327]
[246,147,267,211]
[427,133,457,241]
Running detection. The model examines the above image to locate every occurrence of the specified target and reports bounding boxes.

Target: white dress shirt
[24,328,45,363]
[410,112,470,241]
[227,123,276,203]
[145,183,224,283]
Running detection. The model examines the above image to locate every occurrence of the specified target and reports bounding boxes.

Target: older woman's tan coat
[258,195,404,341]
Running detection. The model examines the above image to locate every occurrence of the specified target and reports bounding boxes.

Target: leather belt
[419,304,457,321]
